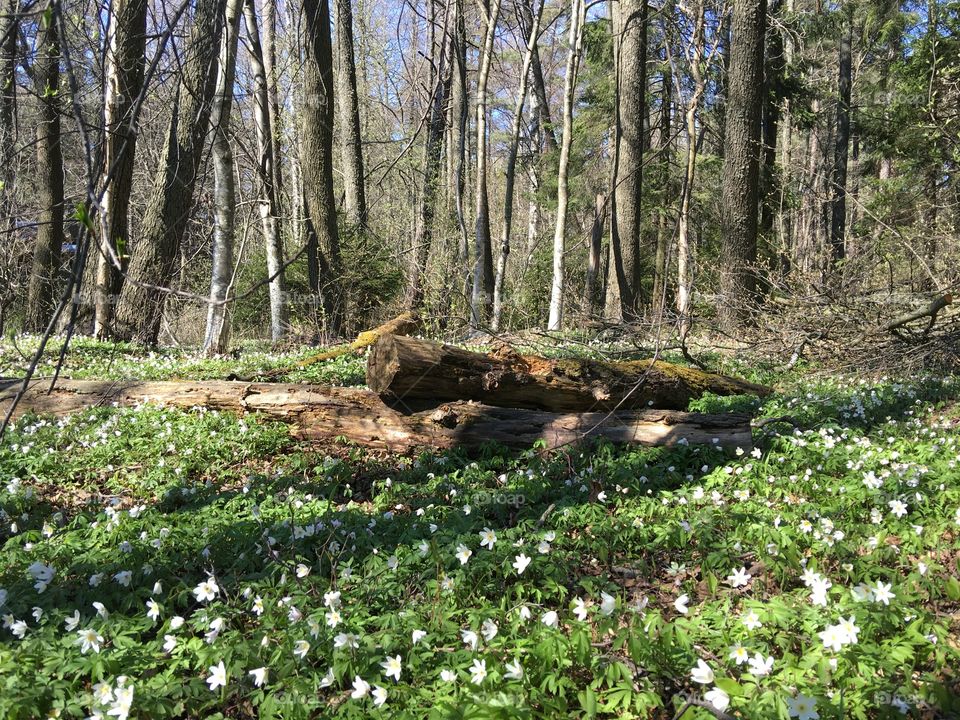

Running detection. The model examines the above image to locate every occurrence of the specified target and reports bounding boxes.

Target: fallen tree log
[367,335,771,412]
[0,379,753,451]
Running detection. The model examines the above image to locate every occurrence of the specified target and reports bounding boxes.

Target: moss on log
[366,335,771,412]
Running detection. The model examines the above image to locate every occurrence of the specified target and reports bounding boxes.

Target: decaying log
[367,334,771,412]
[0,379,754,450]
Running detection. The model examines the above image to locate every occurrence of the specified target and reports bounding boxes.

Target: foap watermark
[469,490,525,508]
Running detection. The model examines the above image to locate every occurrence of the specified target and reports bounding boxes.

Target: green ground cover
[1,340,958,719]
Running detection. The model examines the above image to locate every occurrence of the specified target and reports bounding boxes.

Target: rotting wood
[0,379,754,451]
[366,334,771,412]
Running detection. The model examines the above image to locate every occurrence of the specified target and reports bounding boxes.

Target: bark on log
[367,335,771,412]
[0,379,753,451]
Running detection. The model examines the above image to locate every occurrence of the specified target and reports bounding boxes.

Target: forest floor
[0,335,959,719]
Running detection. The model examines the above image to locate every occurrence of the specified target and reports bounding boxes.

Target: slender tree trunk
[244,0,288,342]
[203,0,242,355]
[492,0,543,331]
[300,0,344,338]
[776,0,794,275]
[677,104,698,337]
[92,0,147,338]
[760,0,783,265]
[610,0,647,322]
[652,14,673,317]
[470,0,502,327]
[25,10,64,332]
[546,0,585,331]
[112,0,226,343]
[451,0,470,301]
[584,193,606,319]
[261,0,286,221]
[0,0,17,233]
[675,0,706,336]
[796,98,825,275]
[718,0,766,331]
[334,0,367,229]
[519,0,556,152]
[404,0,453,310]
[828,7,852,265]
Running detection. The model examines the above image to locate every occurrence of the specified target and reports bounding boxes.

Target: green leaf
[579,687,597,717]
[714,678,744,697]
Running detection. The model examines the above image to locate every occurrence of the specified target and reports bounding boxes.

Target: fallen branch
[885,293,952,339]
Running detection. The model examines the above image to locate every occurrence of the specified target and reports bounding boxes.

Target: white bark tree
[546,0,585,331]
[203,0,243,354]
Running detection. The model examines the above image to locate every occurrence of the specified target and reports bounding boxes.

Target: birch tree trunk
[675,0,706,337]
[470,0,502,327]
[25,9,64,333]
[203,0,242,355]
[112,0,226,344]
[546,0,585,331]
[243,0,287,342]
[492,0,543,331]
[334,0,367,229]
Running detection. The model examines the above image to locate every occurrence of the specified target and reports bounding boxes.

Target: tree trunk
[775,0,794,276]
[584,194,605,319]
[610,0,647,321]
[524,19,557,152]
[203,0,243,355]
[452,0,470,301]
[0,379,755,451]
[0,0,17,234]
[651,3,674,318]
[547,0,585,331]
[470,0,502,327]
[760,0,783,262]
[92,0,147,339]
[112,0,226,344]
[718,0,767,331]
[334,0,367,229]
[828,8,852,265]
[367,334,771,412]
[300,0,344,338]
[261,0,286,222]
[492,0,543,331]
[675,0,707,336]
[404,0,453,310]
[243,0,288,342]
[676,102,697,337]
[25,11,64,333]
